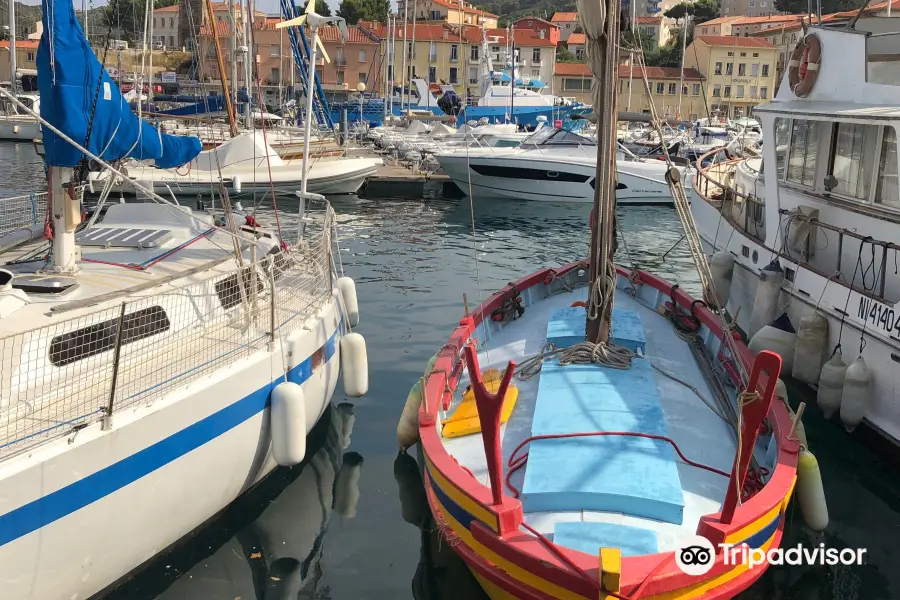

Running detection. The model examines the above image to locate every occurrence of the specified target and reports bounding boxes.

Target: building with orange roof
[396,0,498,28]
[513,16,560,45]
[0,40,39,83]
[696,16,744,36]
[197,19,380,106]
[684,35,778,118]
[358,21,557,99]
[159,1,269,51]
[551,12,580,41]
[553,62,705,116]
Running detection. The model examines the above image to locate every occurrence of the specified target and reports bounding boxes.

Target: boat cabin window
[876,127,899,209]
[520,128,595,148]
[786,119,821,187]
[49,306,171,367]
[829,123,879,201]
[778,116,900,210]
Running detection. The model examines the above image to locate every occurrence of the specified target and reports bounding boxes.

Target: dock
[360,164,463,200]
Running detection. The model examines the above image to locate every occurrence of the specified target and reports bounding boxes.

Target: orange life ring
[788,33,821,98]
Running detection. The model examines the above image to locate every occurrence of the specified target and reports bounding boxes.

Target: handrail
[693,147,899,303]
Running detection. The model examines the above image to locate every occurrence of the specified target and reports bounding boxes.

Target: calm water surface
[1,143,897,600]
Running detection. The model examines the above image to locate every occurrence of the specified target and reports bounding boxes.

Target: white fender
[337,276,360,327]
[797,448,829,532]
[792,312,828,385]
[818,351,847,419]
[397,381,422,450]
[840,356,872,432]
[270,381,307,466]
[749,261,784,338]
[231,175,242,194]
[340,332,368,397]
[748,313,797,374]
[707,250,735,309]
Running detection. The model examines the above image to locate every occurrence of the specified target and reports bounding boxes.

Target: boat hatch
[11,274,79,294]
[75,227,173,248]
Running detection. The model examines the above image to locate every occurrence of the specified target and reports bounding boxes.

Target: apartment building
[684,35,777,118]
[695,15,743,36]
[172,1,268,51]
[0,40,38,83]
[551,12,580,41]
[395,0,499,27]
[513,16,561,45]
[197,19,380,100]
[554,63,705,118]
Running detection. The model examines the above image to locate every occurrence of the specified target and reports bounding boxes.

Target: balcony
[429,53,438,62]
[335,58,347,69]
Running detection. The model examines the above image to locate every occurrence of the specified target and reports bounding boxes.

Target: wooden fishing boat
[414,262,800,599]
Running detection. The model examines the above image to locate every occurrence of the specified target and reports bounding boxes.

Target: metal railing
[693,147,899,302]
[0,191,49,238]
[0,206,336,458]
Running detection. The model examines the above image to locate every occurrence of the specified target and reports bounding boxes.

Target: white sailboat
[0,1,368,599]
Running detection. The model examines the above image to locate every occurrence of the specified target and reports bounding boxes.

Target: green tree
[557,45,580,63]
[318,0,332,15]
[338,0,387,22]
[664,0,718,24]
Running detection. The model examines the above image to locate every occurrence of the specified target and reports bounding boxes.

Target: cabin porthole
[752,250,759,264]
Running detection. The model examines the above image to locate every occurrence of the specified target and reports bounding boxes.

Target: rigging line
[246,0,285,247]
[463,120,489,363]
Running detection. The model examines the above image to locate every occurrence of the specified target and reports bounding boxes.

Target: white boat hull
[436,153,687,204]
[0,291,344,600]
[0,119,41,142]
[692,197,900,445]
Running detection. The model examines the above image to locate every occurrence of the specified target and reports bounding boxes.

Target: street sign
[107,67,119,79]
[161,71,176,83]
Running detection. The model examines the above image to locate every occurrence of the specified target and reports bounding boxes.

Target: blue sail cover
[37,0,201,168]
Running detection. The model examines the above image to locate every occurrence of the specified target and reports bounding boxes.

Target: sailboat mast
[205,0,239,136]
[677,14,689,118]
[585,0,621,343]
[9,0,16,95]
[230,0,238,127]
[400,1,408,111]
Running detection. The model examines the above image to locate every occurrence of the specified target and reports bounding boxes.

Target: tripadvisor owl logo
[675,535,716,576]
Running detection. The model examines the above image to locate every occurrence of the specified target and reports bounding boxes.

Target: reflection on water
[0,137,889,600]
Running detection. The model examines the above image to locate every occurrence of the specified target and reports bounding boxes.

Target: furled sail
[37,0,201,169]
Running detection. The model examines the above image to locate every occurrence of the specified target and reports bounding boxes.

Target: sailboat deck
[0,203,334,457]
[441,285,737,553]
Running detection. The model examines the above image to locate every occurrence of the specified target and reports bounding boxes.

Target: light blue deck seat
[520,308,684,524]
[553,521,659,557]
[545,307,646,353]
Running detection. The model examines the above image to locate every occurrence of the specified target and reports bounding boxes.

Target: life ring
[788,34,821,98]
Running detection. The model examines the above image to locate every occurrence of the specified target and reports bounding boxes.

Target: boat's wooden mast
[585,0,621,343]
[205,0,240,137]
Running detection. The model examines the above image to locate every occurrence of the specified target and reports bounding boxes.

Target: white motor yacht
[435,127,691,204]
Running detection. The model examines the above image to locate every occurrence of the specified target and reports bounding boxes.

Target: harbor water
[0,143,897,599]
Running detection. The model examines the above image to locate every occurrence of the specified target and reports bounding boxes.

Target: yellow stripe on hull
[427,469,781,600]
[424,454,501,532]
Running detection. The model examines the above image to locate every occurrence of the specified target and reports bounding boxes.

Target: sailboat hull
[0,291,344,600]
[0,118,41,142]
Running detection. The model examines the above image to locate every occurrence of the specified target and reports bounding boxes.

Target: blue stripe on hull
[0,329,340,546]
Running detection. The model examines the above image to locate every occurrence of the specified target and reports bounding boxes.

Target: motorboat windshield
[519,128,596,149]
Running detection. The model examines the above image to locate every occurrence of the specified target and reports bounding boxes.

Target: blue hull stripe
[425,464,475,530]
[739,511,782,550]
[0,330,340,547]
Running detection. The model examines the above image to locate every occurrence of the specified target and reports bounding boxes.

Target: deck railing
[0,191,50,239]
[0,206,336,458]
[693,147,900,303]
